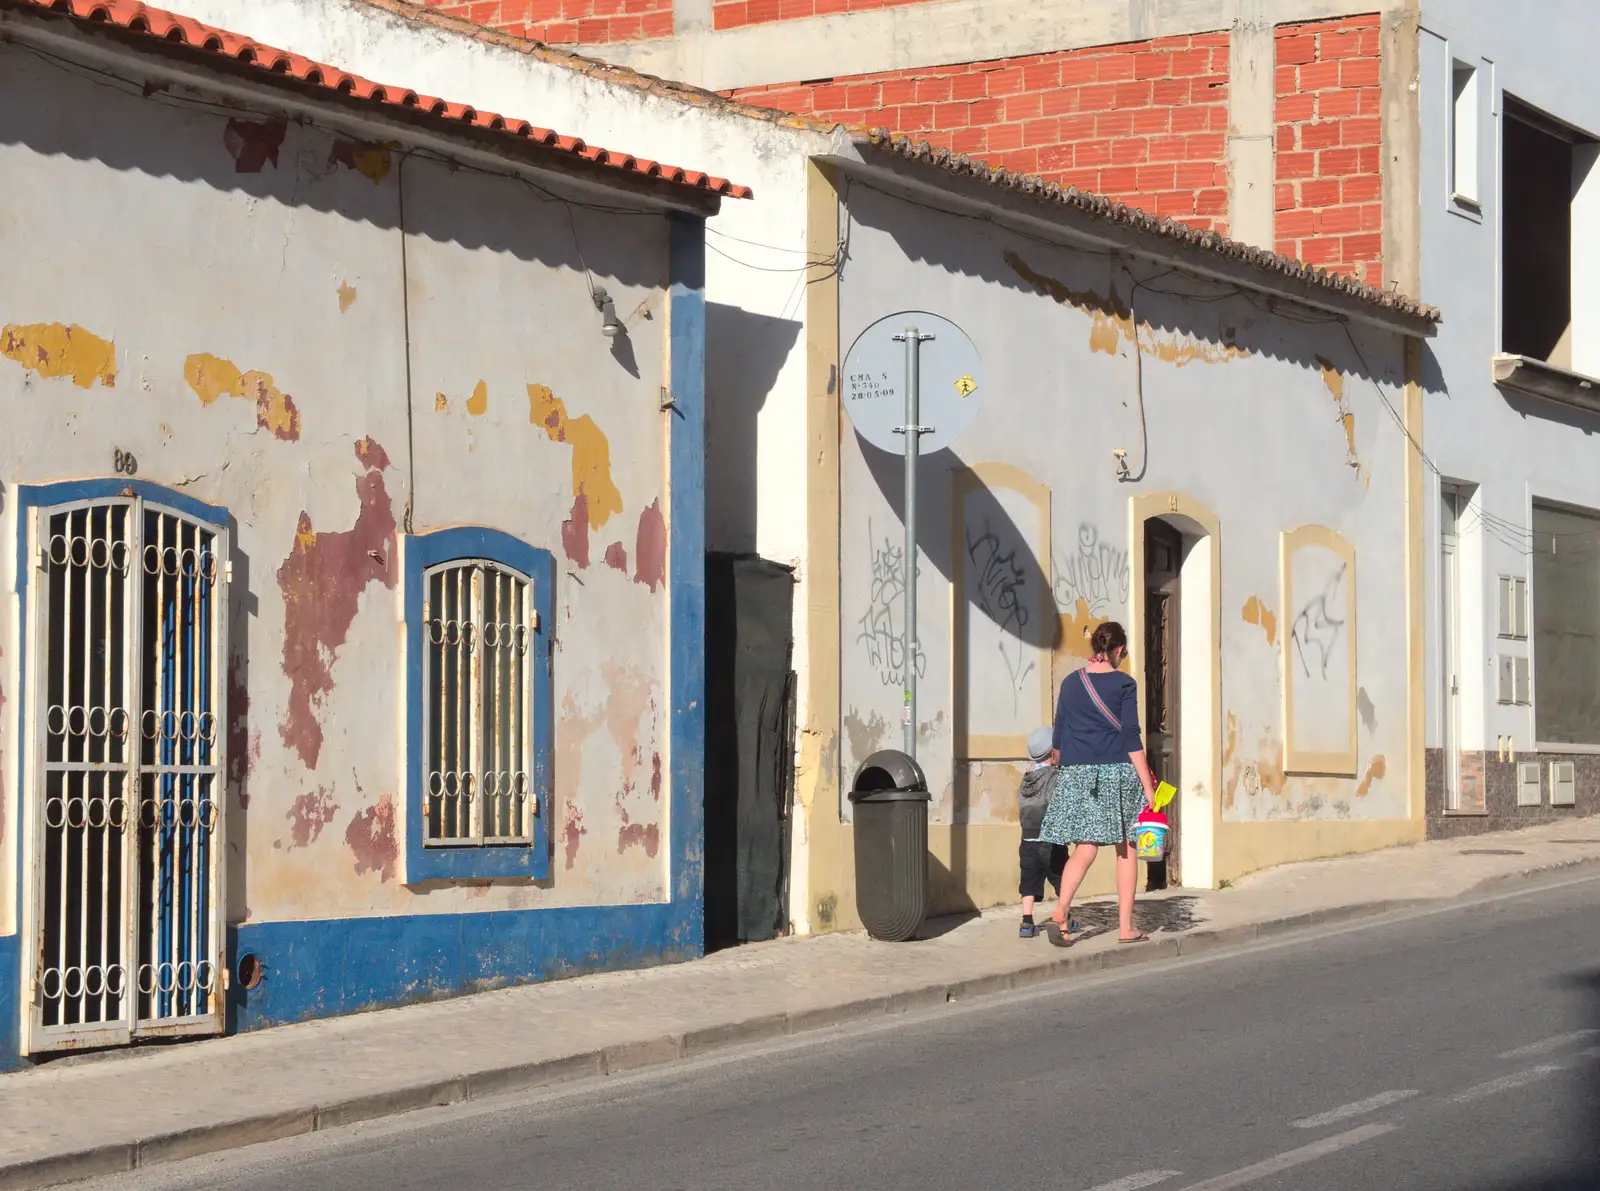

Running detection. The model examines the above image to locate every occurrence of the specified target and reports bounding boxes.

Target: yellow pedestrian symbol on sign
[954,373,978,398]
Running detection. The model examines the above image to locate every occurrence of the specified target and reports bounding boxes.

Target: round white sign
[841,311,984,454]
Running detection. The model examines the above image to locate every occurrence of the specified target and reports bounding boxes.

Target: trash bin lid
[848,749,931,802]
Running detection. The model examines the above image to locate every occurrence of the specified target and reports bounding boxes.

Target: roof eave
[827,139,1438,340]
[0,1,733,217]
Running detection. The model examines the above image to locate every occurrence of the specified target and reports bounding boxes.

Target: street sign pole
[893,326,934,759]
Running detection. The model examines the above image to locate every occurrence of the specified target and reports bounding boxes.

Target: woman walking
[1040,620,1157,946]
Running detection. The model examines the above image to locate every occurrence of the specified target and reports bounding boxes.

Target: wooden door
[1144,521,1182,888]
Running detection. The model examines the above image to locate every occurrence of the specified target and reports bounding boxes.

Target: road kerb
[466,1052,606,1101]
[1468,854,1600,894]
[681,1014,791,1057]
[0,1144,135,1191]
[134,1110,317,1168]
[314,1078,468,1131]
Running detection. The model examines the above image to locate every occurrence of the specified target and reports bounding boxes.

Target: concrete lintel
[1492,353,1600,416]
[576,0,1370,92]
[825,149,1439,338]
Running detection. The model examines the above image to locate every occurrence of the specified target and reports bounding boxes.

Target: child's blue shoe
[1018,921,1040,938]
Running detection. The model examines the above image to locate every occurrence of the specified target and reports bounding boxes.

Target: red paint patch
[604,542,627,572]
[345,795,397,882]
[633,499,666,592]
[651,752,662,800]
[563,803,586,871]
[618,822,660,858]
[561,493,590,568]
[277,439,397,770]
[223,117,287,172]
[285,787,338,848]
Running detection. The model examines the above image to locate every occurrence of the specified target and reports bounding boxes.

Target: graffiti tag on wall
[967,522,1035,710]
[858,521,926,686]
[1290,562,1348,680]
[1053,522,1129,617]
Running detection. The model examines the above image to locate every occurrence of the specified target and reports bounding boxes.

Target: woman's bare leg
[1114,841,1140,938]
[1053,842,1098,925]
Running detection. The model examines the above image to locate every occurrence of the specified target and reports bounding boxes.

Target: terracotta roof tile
[857,130,1438,325]
[4,0,753,201]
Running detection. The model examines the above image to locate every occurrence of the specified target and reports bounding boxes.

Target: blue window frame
[403,528,553,882]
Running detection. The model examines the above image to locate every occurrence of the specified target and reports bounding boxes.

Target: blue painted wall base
[228,901,698,1032]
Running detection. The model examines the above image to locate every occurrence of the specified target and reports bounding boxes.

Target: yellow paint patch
[466,380,488,417]
[337,282,358,313]
[1257,741,1286,797]
[2,323,117,388]
[1053,598,1100,664]
[434,393,449,412]
[1241,596,1278,646]
[527,383,623,529]
[184,353,301,441]
[1005,252,1249,366]
[1317,356,1359,465]
[328,139,398,184]
[1355,754,1387,798]
[185,353,243,405]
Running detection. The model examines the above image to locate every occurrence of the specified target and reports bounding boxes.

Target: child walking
[1017,726,1070,938]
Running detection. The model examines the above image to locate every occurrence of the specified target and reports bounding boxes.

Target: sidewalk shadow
[915,910,982,940]
[1069,894,1203,940]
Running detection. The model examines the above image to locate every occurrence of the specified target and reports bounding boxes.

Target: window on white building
[1532,501,1600,744]
[1451,61,1479,206]
[1501,97,1597,371]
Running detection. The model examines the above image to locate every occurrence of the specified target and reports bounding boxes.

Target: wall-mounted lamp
[592,287,624,338]
[1112,447,1131,481]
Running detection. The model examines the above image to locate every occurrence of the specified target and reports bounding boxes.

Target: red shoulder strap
[1077,668,1122,729]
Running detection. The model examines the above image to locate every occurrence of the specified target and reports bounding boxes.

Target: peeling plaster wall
[174,0,840,929]
[837,183,1413,851]
[0,40,674,942]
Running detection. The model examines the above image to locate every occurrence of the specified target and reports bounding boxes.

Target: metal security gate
[26,498,227,1053]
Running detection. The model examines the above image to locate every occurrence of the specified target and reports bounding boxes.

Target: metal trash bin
[848,750,931,941]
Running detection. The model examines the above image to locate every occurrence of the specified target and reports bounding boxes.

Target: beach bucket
[1134,811,1169,862]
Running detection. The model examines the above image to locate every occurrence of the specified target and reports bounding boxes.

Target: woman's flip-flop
[1045,918,1073,947]
[1118,932,1150,944]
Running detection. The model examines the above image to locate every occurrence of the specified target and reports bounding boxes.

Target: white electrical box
[1513,656,1531,705]
[1550,760,1577,807]
[1497,656,1515,704]
[1517,761,1542,807]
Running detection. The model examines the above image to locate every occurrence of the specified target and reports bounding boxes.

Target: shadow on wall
[0,50,666,288]
[856,439,1063,654]
[1483,965,1600,1190]
[843,180,1404,388]
[705,302,802,554]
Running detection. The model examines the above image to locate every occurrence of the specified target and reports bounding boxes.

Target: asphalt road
[85,873,1600,1191]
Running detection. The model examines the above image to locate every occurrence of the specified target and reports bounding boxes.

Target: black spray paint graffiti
[1291,562,1348,680]
[1053,522,1129,616]
[858,521,926,687]
[967,522,1034,710]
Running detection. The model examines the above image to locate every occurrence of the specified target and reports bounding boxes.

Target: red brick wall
[1274,15,1384,285]
[731,34,1233,233]
[715,0,922,31]
[420,0,672,44]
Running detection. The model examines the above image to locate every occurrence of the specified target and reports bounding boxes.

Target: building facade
[1415,1,1600,833]
[0,0,737,1065]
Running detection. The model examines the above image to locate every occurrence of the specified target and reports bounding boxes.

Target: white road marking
[1498,1030,1600,1059]
[1291,1089,1420,1129]
[1082,1172,1182,1191]
[1448,1064,1564,1103]
[1176,1123,1398,1191]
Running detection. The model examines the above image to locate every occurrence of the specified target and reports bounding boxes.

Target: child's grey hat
[1027,726,1053,762]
